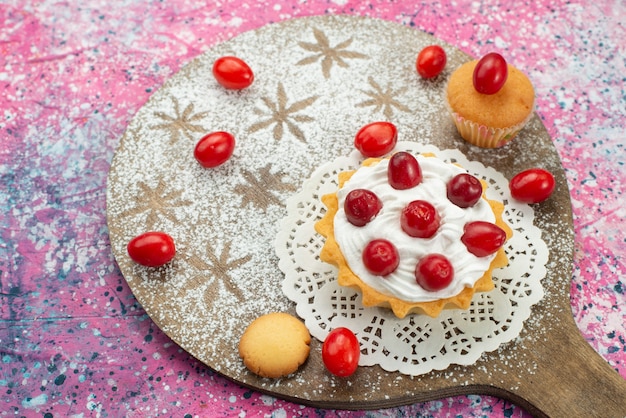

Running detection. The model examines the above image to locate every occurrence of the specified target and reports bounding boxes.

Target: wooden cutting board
[106,15,626,417]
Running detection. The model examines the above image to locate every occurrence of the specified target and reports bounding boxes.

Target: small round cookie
[239,312,311,378]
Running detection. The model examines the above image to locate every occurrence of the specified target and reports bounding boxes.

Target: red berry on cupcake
[473,52,508,95]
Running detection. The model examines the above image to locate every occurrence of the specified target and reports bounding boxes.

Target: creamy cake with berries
[315,151,512,318]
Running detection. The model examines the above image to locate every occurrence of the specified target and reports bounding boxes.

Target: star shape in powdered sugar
[184,241,252,302]
[118,179,192,230]
[151,97,209,144]
[296,28,368,78]
[234,164,296,210]
[356,76,411,119]
[248,82,318,143]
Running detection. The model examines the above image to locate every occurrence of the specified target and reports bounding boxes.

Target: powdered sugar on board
[106,16,572,404]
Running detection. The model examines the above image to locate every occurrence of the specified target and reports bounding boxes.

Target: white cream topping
[334,155,497,302]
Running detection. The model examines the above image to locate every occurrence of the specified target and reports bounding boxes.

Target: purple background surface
[1,1,624,416]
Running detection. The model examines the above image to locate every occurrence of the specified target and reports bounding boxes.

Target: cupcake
[446,53,535,148]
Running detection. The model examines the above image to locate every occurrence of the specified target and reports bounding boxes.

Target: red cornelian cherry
[322,327,360,377]
[415,254,454,291]
[461,221,507,257]
[212,56,254,89]
[509,168,556,203]
[194,131,236,168]
[344,189,383,227]
[416,45,447,79]
[401,200,440,238]
[362,239,399,276]
[473,52,508,95]
[354,121,398,158]
[447,173,483,208]
[127,231,176,267]
[387,152,422,190]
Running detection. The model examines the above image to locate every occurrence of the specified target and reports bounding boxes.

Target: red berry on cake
[400,200,440,238]
[415,254,454,291]
[354,121,398,157]
[461,221,507,257]
[447,173,483,208]
[344,189,383,227]
[387,151,422,190]
[362,239,399,276]
[212,56,254,89]
[473,52,508,95]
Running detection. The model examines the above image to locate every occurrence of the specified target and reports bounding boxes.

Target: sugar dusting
[106,16,574,404]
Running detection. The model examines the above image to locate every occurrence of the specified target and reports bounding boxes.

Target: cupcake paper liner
[445,99,536,148]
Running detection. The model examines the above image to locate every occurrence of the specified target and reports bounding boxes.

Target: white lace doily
[276,142,548,376]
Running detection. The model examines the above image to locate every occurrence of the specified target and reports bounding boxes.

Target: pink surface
[1,0,624,416]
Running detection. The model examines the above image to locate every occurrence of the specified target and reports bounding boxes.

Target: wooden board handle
[499,313,626,417]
